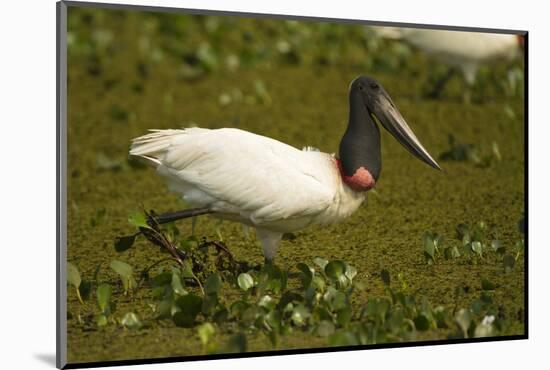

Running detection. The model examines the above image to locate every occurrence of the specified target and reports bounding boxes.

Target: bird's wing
[130,128,337,225]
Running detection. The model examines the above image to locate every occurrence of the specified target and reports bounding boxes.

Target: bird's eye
[359,84,364,90]
[370,82,379,90]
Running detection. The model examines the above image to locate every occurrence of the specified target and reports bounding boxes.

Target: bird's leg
[147,207,213,226]
[255,228,283,265]
[425,67,457,99]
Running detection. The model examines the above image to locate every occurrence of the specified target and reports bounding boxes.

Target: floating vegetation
[421,219,525,272]
[439,135,502,168]
[66,213,525,355]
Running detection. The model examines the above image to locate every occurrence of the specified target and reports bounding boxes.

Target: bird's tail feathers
[130,128,207,167]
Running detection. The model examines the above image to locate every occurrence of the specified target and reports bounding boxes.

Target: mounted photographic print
[57,1,527,368]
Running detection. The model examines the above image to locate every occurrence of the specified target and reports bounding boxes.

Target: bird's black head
[339,76,440,190]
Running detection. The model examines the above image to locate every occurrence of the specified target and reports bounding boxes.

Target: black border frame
[56,1,528,368]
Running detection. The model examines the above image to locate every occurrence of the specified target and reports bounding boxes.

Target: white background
[1,0,547,368]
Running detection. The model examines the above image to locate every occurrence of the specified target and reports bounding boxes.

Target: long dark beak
[371,91,441,171]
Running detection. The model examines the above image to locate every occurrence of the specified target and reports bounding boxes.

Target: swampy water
[65,6,525,363]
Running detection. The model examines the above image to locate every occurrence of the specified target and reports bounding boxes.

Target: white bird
[372,27,523,96]
[129,76,441,262]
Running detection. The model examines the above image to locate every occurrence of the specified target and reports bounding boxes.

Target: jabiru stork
[129,76,441,262]
[372,27,523,98]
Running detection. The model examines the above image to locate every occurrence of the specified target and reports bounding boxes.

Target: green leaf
[121,312,142,330]
[197,322,216,346]
[313,257,328,270]
[128,212,150,229]
[491,240,504,253]
[456,223,470,240]
[325,260,346,281]
[344,264,357,282]
[381,269,391,286]
[258,295,276,311]
[291,304,310,326]
[336,306,352,327]
[97,283,112,314]
[114,235,136,252]
[503,254,515,272]
[110,260,137,293]
[414,314,431,331]
[481,278,496,290]
[157,299,173,319]
[110,260,133,278]
[204,273,222,295]
[237,273,254,291]
[172,311,195,327]
[316,320,335,337]
[455,308,472,338]
[171,269,187,296]
[471,241,483,257]
[67,262,81,289]
[96,314,108,327]
[180,260,195,279]
[174,294,203,327]
[176,294,203,316]
[296,263,313,287]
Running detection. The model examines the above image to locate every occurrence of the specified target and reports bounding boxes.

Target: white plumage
[373,27,521,84]
[130,128,364,260]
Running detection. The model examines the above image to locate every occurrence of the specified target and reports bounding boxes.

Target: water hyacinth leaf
[474,315,496,338]
[171,269,187,296]
[174,294,203,327]
[128,212,150,229]
[67,262,81,289]
[265,309,282,331]
[114,234,136,252]
[96,314,108,327]
[325,260,346,281]
[176,294,203,316]
[291,304,311,326]
[316,320,336,337]
[258,295,276,311]
[313,257,328,270]
[471,241,483,257]
[381,269,391,286]
[110,260,133,278]
[336,306,352,327]
[204,273,222,295]
[331,291,348,311]
[110,260,137,293]
[197,322,216,346]
[67,262,84,304]
[237,273,254,291]
[455,308,472,338]
[157,299,173,319]
[172,311,195,327]
[344,264,357,282]
[296,263,313,287]
[503,254,515,272]
[121,312,142,330]
[180,260,196,279]
[491,240,504,254]
[481,278,496,291]
[414,314,431,331]
[456,223,470,240]
[97,283,112,313]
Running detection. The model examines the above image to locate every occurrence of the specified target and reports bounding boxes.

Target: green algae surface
[65,6,525,364]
